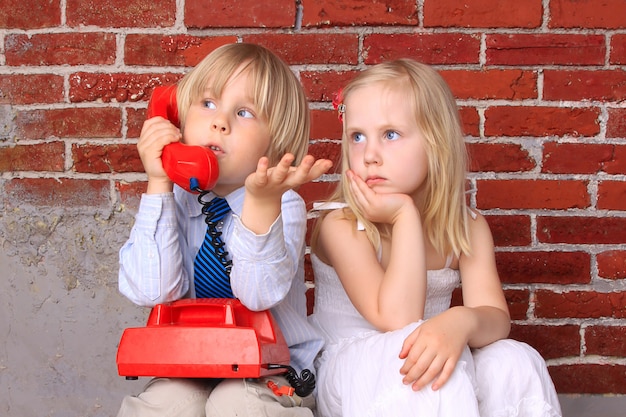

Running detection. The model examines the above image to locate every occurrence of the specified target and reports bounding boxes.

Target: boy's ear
[147,85,180,127]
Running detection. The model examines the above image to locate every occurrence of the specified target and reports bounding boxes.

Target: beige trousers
[116,376,315,417]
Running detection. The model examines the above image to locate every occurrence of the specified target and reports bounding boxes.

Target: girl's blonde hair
[314,59,471,258]
[175,43,310,166]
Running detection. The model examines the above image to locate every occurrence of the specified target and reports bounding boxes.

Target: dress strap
[444,254,453,269]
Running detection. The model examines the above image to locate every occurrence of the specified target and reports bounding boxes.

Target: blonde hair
[175,43,310,166]
[314,59,471,258]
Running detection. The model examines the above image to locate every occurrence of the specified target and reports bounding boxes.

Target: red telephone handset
[147,85,219,193]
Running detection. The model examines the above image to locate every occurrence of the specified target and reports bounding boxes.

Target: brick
[544,70,626,101]
[542,142,615,174]
[486,34,605,65]
[298,181,338,207]
[116,180,147,213]
[363,33,481,65]
[300,70,360,103]
[496,251,591,285]
[504,289,530,320]
[72,144,143,174]
[441,69,537,100]
[549,0,626,29]
[597,250,626,280]
[607,108,626,138]
[424,0,542,28]
[302,0,418,27]
[4,178,110,209]
[585,326,626,357]
[484,106,600,137]
[510,324,580,360]
[601,144,626,174]
[611,34,626,64]
[124,35,237,67]
[476,179,589,210]
[308,141,341,175]
[459,107,479,137]
[16,108,122,140]
[0,74,64,105]
[66,0,175,28]
[549,364,626,394]
[467,143,535,173]
[537,216,626,245]
[311,110,342,141]
[243,33,359,65]
[186,0,294,29]
[598,181,626,210]
[485,215,532,247]
[535,290,626,319]
[0,0,60,29]
[69,72,183,103]
[0,142,65,172]
[5,33,116,66]
[127,108,147,139]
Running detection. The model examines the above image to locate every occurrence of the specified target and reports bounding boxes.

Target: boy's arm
[118,193,189,306]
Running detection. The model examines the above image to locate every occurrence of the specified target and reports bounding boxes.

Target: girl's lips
[365,176,385,186]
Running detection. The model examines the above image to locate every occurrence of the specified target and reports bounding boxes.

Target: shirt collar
[175,185,245,219]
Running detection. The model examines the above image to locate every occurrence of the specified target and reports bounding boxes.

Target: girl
[118,43,332,417]
[309,59,561,416]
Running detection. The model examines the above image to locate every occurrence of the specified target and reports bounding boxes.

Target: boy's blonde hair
[315,59,471,258]
[175,43,310,166]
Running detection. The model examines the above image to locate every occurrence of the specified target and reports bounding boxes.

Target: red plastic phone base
[116,299,291,379]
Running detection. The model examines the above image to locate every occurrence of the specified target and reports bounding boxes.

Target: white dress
[309,254,562,417]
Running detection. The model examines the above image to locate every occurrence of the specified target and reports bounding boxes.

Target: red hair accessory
[332,88,345,122]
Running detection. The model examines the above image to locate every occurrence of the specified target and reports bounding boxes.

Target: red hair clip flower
[332,88,345,122]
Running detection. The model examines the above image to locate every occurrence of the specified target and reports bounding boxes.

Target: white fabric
[309,253,562,417]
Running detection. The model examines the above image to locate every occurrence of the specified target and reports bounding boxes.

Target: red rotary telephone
[116,86,292,381]
[147,85,219,193]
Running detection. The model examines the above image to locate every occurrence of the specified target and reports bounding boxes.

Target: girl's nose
[363,141,381,165]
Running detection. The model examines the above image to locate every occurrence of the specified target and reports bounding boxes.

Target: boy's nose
[211,113,230,133]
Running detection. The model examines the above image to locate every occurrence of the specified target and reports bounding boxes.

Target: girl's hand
[137,117,182,193]
[398,307,470,391]
[346,170,414,225]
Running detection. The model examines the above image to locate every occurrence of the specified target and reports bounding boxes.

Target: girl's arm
[317,188,427,331]
[398,212,510,391]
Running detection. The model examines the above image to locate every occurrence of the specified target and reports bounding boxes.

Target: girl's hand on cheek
[347,170,414,225]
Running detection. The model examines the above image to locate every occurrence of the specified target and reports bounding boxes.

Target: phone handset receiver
[147,85,219,193]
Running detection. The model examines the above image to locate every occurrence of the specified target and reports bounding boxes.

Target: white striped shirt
[118,185,323,373]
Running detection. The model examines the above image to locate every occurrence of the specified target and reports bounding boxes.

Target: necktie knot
[202,197,230,225]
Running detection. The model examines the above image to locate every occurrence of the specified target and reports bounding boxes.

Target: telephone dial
[116,86,312,392]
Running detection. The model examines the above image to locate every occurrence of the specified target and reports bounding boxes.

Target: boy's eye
[202,100,216,110]
[384,130,400,140]
[237,109,254,119]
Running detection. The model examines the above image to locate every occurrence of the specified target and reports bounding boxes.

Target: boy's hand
[137,117,182,194]
[242,154,332,234]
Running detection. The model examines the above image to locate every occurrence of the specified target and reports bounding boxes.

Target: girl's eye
[202,100,216,110]
[352,132,365,143]
[385,130,400,140]
[237,109,254,119]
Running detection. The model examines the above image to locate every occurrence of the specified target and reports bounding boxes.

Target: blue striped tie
[193,197,234,298]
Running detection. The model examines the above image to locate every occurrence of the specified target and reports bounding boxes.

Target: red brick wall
[2,0,625,395]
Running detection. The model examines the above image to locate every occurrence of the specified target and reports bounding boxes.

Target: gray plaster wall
[0,205,149,416]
